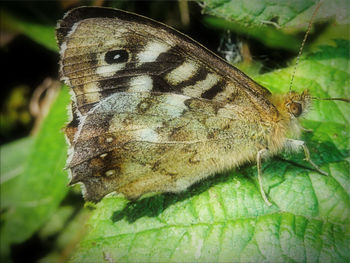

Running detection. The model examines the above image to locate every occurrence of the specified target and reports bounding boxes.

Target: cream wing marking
[165,60,199,85]
[128,75,153,92]
[182,73,221,98]
[137,40,171,65]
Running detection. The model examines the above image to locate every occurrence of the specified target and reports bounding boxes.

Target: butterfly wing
[57,7,278,201]
[57,7,275,113]
[66,92,268,201]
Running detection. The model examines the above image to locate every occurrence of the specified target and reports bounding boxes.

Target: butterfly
[56,6,327,206]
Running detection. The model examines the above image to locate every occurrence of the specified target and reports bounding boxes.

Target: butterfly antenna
[289,1,322,92]
[311,97,350,103]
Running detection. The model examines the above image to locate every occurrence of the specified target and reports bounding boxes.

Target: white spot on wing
[90,92,148,114]
[137,41,170,65]
[105,170,116,176]
[129,75,153,92]
[162,94,188,117]
[106,137,113,143]
[165,60,199,85]
[135,128,159,142]
[100,153,108,158]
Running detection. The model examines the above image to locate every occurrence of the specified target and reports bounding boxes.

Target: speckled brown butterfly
[56,6,343,206]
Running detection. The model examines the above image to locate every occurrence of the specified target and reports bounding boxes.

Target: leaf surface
[0,87,70,259]
[70,40,350,263]
[200,0,350,51]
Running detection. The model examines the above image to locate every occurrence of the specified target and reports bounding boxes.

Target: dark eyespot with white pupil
[290,102,302,117]
[105,50,128,64]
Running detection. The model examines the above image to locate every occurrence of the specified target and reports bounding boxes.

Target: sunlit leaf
[200,0,350,51]
[70,40,349,263]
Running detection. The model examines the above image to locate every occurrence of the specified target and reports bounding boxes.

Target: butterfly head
[284,90,311,118]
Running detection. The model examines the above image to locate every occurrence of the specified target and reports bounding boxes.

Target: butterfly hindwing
[67,91,266,201]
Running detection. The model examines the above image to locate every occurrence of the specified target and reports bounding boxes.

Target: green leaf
[38,208,90,263]
[1,9,57,52]
[70,40,350,262]
[200,0,350,51]
[0,137,34,208]
[200,0,349,28]
[0,87,70,259]
[203,16,301,51]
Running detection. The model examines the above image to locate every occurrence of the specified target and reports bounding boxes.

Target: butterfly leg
[256,149,272,206]
[286,139,328,176]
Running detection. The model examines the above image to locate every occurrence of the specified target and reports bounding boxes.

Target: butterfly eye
[289,102,302,117]
[105,50,129,64]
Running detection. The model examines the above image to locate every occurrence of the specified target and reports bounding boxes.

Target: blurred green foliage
[0,86,32,139]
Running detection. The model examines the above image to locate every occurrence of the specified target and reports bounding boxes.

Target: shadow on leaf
[111,169,243,223]
[111,133,345,223]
